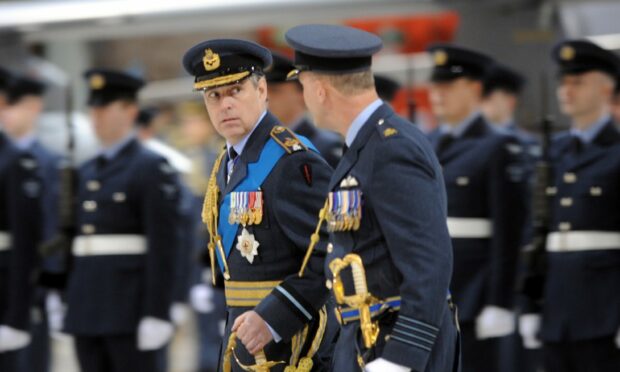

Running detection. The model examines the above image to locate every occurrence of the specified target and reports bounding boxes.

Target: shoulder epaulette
[270,125,308,154]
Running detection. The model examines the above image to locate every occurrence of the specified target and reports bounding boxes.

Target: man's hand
[0,325,31,352]
[232,310,273,355]
[518,313,542,349]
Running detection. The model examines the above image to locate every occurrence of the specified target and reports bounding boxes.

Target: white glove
[0,325,31,352]
[614,327,620,349]
[475,306,515,339]
[190,284,215,314]
[365,358,410,372]
[518,313,542,349]
[170,303,190,326]
[45,290,66,335]
[137,317,174,351]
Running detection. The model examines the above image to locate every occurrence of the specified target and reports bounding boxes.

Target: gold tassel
[201,150,230,283]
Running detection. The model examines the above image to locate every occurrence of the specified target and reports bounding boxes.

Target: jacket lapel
[97,139,140,179]
[438,115,490,164]
[566,120,620,171]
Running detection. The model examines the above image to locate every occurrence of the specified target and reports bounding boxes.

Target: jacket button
[83,201,97,212]
[559,222,571,231]
[563,173,577,183]
[87,180,101,191]
[82,224,96,234]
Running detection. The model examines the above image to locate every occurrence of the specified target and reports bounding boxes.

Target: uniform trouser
[0,309,50,372]
[0,350,20,372]
[331,306,460,372]
[499,331,543,372]
[74,334,166,372]
[543,336,620,372]
[460,322,500,372]
[16,291,51,372]
[197,288,226,372]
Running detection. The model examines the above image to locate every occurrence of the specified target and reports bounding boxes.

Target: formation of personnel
[0,22,619,372]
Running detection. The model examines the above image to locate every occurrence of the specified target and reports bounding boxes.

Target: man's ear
[316,77,328,105]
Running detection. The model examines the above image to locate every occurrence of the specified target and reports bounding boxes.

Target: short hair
[317,70,375,96]
[248,72,265,88]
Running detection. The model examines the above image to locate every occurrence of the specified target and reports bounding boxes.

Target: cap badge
[203,49,221,71]
[560,46,575,61]
[89,74,105,90]
[434,50,448,66]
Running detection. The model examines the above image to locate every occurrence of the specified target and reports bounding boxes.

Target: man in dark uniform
[0,66,44,371]
[286,24,460,372]
[518,39,620,372]
[266,51,343,168]
[62,69,181,372]
[481,62,542,372]
[182,39,333,371]
[3,74,60,247]
[426,45,529,372]
[2,74,60,372]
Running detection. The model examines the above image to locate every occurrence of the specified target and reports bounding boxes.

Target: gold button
[559,222,571,231]
[378,119,385,126]
[545,187,557,196]
[456,177,469,186]
[325,279,332,289]
[560,197,573,207]
[563,173,577,183]
[385,335,391,342]
[87,180,100,191]
[590,187,602,196]
[82,224,95,234]
[327,243,333,253]
[83,201,97,212]
[112,192,126,202]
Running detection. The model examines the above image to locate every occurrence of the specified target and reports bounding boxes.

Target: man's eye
[208,91,219,99]
[231,86,241,95]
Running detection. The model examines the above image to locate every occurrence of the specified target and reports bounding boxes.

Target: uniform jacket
[64,138,181,335]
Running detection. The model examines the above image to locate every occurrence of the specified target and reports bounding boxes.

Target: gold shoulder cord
[202,150,231,284]
[298,199,329,277]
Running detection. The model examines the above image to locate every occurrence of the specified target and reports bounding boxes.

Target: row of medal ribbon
[326,190,363,232]
[229,191,263,226]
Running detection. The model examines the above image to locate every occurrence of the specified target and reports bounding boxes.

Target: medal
[228,191,263,226]
[236,227,260,264]
[326,185,363,232]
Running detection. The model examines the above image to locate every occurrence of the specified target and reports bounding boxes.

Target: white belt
[546,231,620,252]
[0,232,11,251]
[72,235,147,256]
[447,217,493,239]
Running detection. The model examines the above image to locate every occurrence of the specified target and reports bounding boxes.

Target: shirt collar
[13,134,37,150]
[99,133,135,160]
[345,99,383,147]
[226,110,267,157]
[441,111,481,138]
[571,114,611,144]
